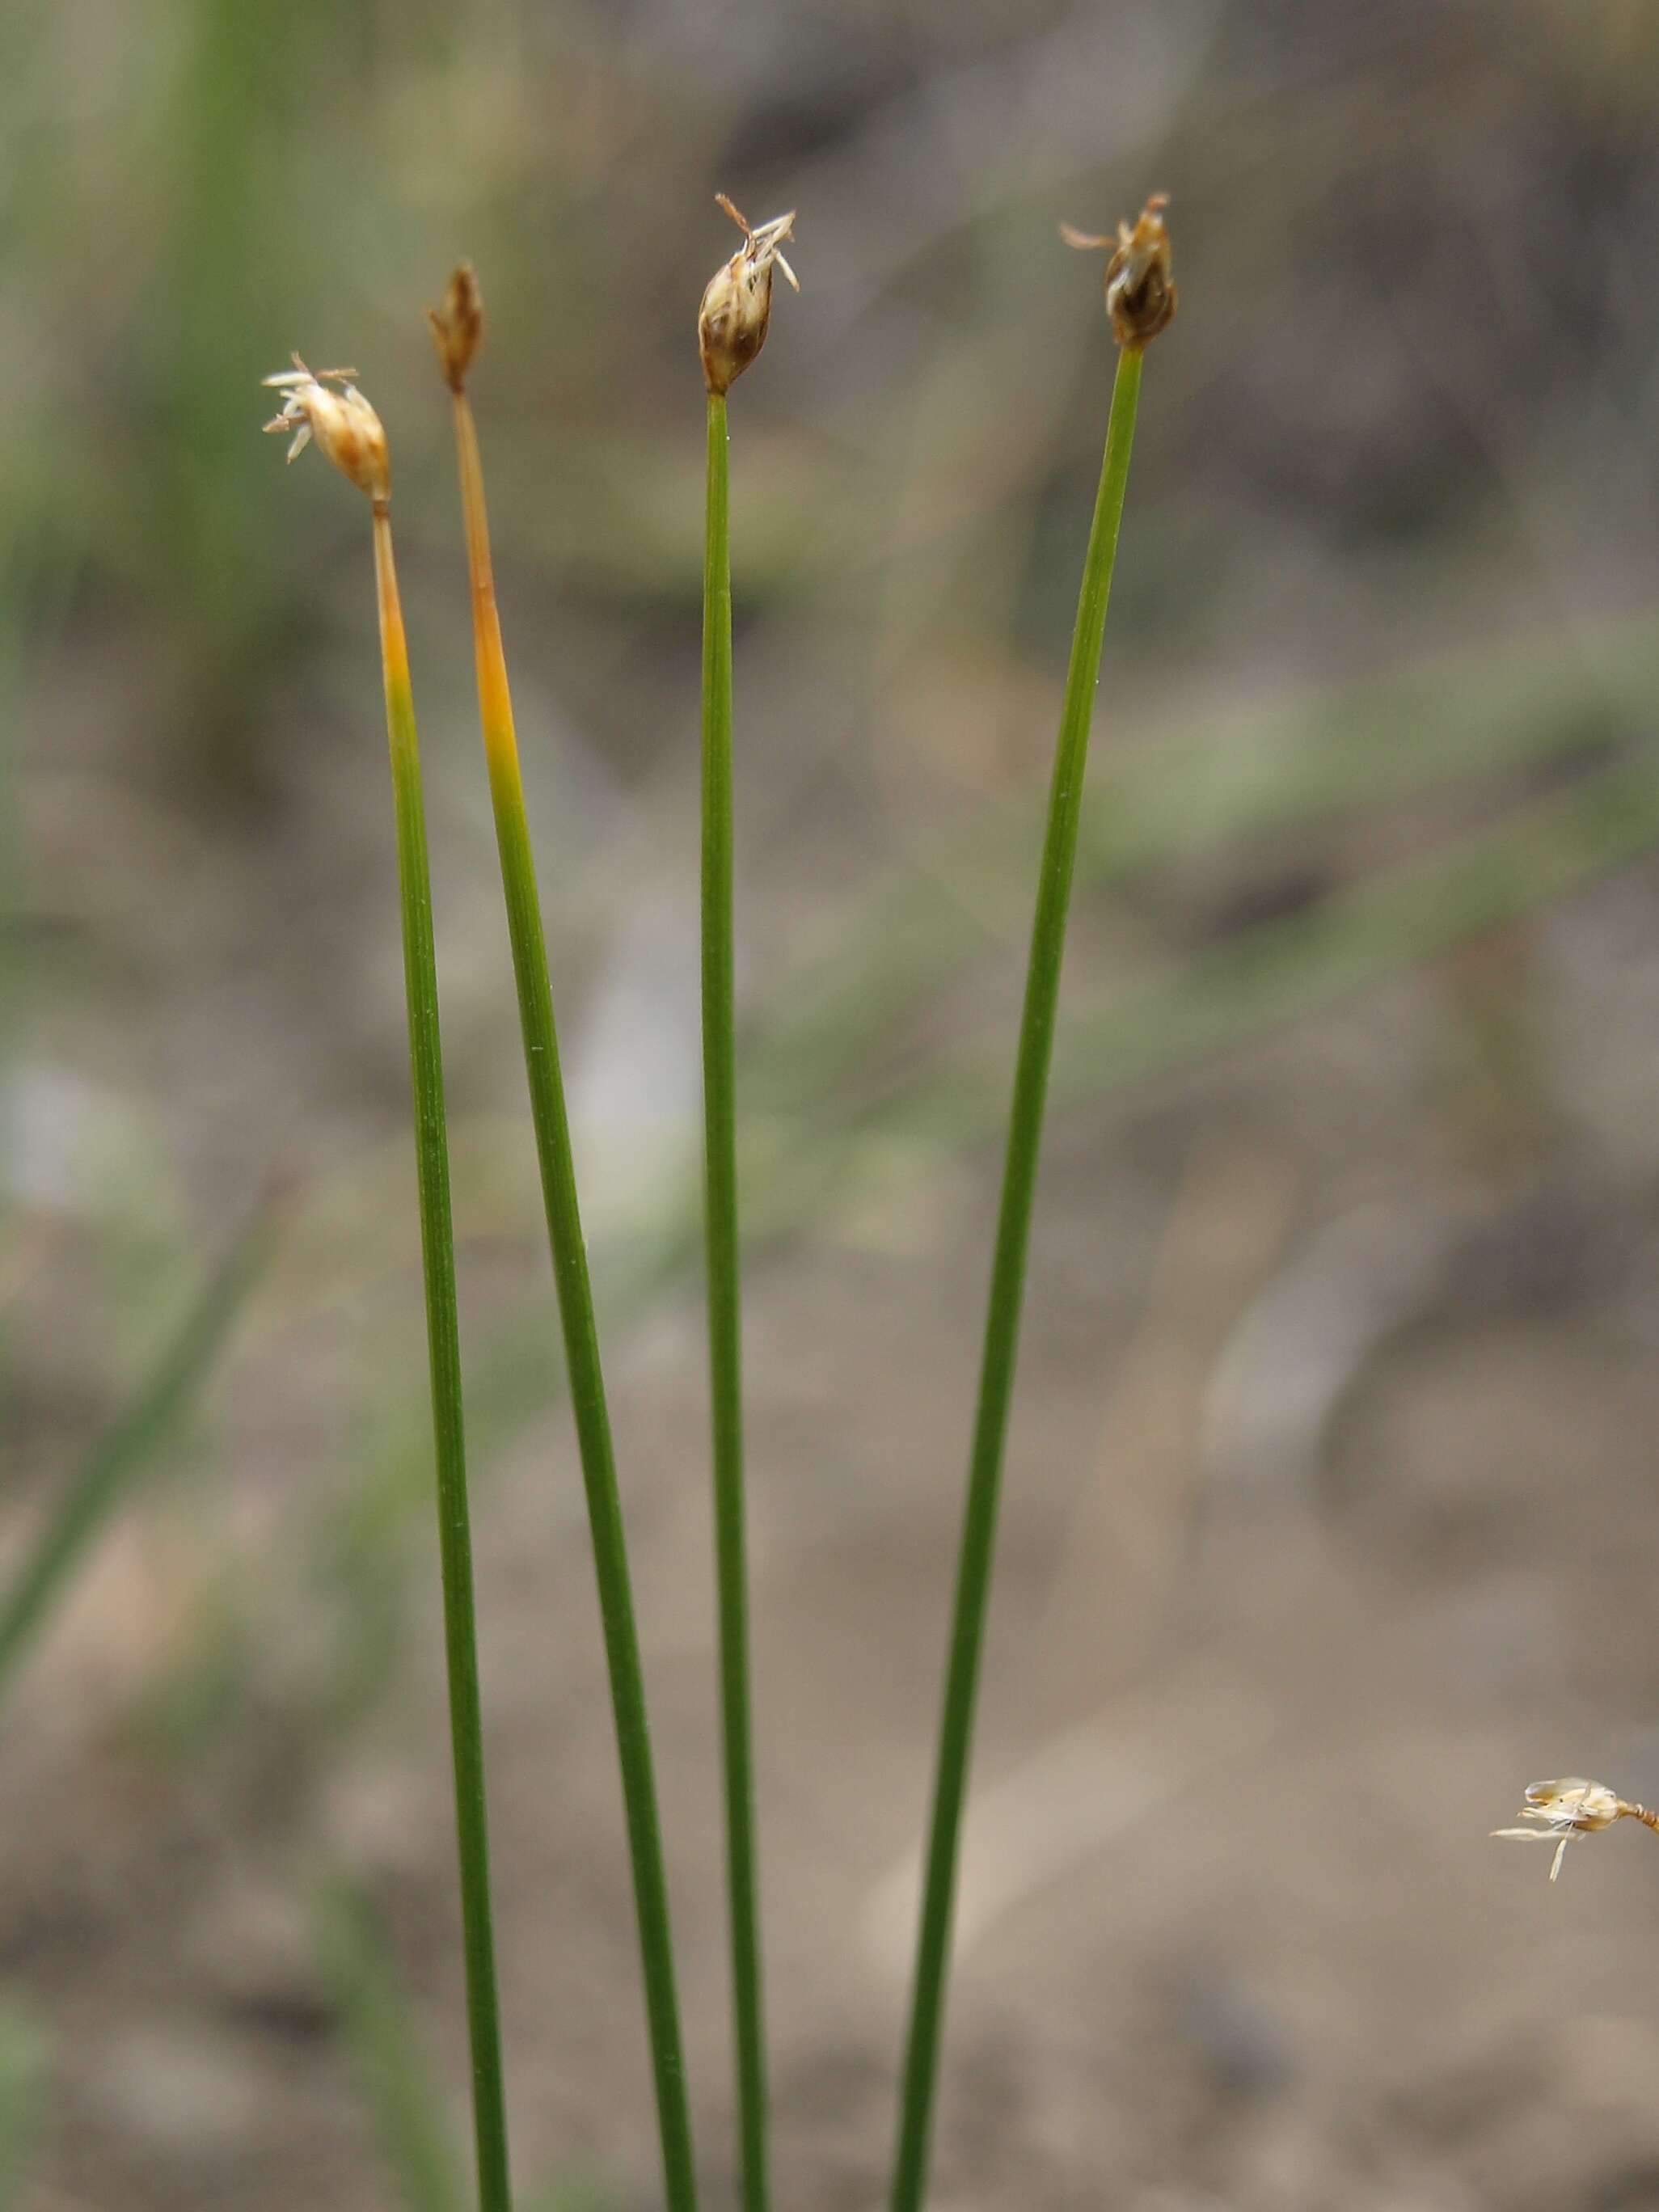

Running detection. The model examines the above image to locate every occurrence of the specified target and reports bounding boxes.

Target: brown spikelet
[698,195,800,395]
[428,263,485,393]
[1062,192,1177,352]
[260,357,390,504]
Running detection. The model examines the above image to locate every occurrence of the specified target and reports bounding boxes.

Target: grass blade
[0,1188,281,1704]
[313,1881,466,2212]
[0,2003,47,2210]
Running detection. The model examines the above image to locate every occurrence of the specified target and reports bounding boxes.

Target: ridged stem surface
[889,344,1146,2212]
[702,386,769,2212]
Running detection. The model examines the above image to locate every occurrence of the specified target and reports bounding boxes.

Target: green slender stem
[702,388,769,2212]
[889,344,1146,2212]
[448,393,699,2212]
[372,506,513,2212]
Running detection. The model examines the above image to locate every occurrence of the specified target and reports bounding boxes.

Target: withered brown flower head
[261,357,390,504]
[1061,192,1177,352]
[1492,1776,1659,1884]
[698,194,800,396]
[428,264,484,393]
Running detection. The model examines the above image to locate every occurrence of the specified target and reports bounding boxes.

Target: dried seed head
[428,263,484,393]
[698,194,800,396]
[1061,192,1177,352]
[261,356,390,504]
[1492,1776,1657,1884]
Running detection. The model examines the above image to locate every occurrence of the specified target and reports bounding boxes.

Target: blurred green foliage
[0,1189,281,1705]
[312,1881,468,2212]
[0,2004,45,2211]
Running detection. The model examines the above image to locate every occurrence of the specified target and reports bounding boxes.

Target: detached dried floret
[1062,192,1177,352]
[698,194,800,396]
[1492,1777,1659,1884]
[262,357,390,504]
[428,264,484,393]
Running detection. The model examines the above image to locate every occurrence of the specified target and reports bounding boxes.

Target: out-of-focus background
[9,1,1659,2206]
